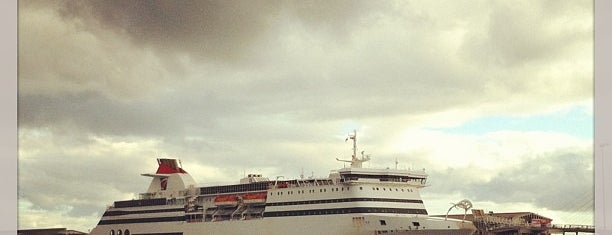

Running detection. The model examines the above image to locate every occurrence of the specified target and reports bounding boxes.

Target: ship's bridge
[336,167,428,187]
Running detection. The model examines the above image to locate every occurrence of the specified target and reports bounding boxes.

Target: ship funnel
[141,158,196,197]
[155,158,188,174]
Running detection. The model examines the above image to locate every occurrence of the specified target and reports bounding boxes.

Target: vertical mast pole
[352,129,357,161]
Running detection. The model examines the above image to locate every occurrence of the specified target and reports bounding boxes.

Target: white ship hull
[91,213,475,235]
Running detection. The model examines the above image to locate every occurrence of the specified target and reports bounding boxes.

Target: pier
[548,224,595,234]
[437,210,594,235]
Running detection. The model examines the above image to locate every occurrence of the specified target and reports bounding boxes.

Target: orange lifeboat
[214,195,239,207]
[242,193,267,204]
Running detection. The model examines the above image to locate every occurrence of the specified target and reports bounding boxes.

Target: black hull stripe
[266,198,423,207]
[264,207,428,217]
[133,233,182,235]
[98,216,185,225]
[98,208,427,224]
[114,198,167,208]
[104,208,185,216]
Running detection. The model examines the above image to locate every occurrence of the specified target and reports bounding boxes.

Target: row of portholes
[109,229,130,235]
[272,187,352,196]
[366,187,413,192]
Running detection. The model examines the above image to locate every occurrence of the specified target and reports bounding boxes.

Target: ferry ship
[89,131,476,235]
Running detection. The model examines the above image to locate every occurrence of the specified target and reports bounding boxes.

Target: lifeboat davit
[242,193,267,204]
[214,195,239,207]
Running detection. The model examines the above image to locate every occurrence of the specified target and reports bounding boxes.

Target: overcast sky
[18,0,593,232]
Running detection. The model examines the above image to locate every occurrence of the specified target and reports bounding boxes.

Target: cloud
[19,0,592,129]
[17,0,594,231]
[459,0,592,67]
[49,0,386,65]
[18,3,180,100]
[418,130,593,213]
[466,150,593,212]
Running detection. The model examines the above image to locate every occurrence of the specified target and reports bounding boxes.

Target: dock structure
[435,209,594,235]
[548,224,595,234]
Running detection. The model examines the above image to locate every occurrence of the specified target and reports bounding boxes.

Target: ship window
[110,230,114,235]
[117,230,122,235]
[380,220,387,226]
[383,188,386,191]
[412,222,420,227]
[124,230,130,235]
[401,189,404,192]
[359,187,363,190]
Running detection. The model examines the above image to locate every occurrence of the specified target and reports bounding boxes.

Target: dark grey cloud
[460,0,591,67]
[51,0,384,64]
[18,142,154,218]
[19,92,181,137]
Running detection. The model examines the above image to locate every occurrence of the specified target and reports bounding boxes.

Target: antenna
[300,167,304,179]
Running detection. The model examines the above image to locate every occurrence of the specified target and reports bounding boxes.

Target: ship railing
[270,178,337,189]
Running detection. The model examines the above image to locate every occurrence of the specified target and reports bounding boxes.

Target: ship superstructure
[90,131,476,235]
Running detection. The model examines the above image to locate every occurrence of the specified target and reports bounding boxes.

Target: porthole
[110,230,115,235]
[125,230,130,235]
[117,230,122,235]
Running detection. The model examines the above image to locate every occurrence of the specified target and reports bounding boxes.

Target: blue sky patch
[431,105,593,139]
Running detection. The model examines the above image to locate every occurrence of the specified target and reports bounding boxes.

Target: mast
[337,130,370,168]
[352,130,357,162]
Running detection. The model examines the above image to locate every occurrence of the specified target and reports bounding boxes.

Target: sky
[17,0,593,232]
